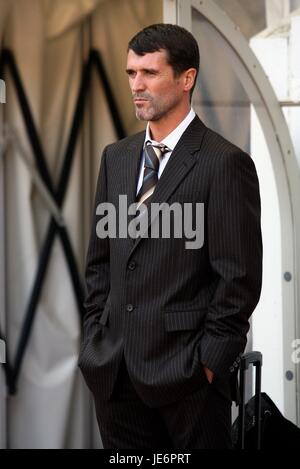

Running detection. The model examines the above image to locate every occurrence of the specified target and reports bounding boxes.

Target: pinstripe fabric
[95,354,232,449]
[78,114,262,446]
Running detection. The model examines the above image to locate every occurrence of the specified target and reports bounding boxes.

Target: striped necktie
[136,141,170,212]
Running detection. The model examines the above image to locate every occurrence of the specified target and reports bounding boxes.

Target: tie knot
[154,143,170,155]
[145,141,170,159]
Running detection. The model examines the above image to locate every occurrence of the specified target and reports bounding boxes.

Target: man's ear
[183,68,197,92]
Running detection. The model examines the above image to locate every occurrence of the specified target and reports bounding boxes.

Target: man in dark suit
[78,23,262,449]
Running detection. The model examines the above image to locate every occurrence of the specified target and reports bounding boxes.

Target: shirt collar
[145,108,196,151]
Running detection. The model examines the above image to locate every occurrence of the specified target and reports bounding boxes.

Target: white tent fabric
[0,0,161,449]
[2,0,102,450]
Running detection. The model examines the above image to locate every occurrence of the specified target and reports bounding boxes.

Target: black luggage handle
[240,351,263,371]
[238,351,263,449]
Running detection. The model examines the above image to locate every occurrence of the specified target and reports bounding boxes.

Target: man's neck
[148,104,191,142]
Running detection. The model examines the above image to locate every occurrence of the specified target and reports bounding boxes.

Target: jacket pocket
[164,309,207,331]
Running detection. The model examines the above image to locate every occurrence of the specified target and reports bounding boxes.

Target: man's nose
[131,73,146,92]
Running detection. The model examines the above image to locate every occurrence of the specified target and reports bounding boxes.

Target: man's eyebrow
[126,68,159,74]
[144,68,159,74]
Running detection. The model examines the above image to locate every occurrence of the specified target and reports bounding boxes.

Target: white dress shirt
[136,108,196,196]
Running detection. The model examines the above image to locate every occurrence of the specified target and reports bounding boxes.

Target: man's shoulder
[189,114,249,160]
[204,126,244,156]
[202,125,255,167]
[105,130,145,155]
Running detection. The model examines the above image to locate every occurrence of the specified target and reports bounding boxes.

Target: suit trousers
[94,352,233,449]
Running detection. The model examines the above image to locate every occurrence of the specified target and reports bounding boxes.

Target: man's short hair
[128,23,200,97]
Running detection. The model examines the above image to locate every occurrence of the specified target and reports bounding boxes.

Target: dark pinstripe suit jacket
[78,115,262,408]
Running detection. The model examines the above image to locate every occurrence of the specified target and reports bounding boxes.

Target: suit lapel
[127,115,207,256]
[119,131,145,251]
[121,131,145,209]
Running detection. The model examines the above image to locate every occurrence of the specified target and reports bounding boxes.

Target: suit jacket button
[128,261,136,271]
[126,304,134,312]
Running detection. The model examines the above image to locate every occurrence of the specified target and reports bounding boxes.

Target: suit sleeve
[83,145,110,342]
[200,150,263,377]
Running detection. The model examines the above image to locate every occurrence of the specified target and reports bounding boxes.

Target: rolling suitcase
[232,350,300,448]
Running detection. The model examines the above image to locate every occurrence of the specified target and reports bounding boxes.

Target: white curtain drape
[0,0,161,449]
[2,0,102,450]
